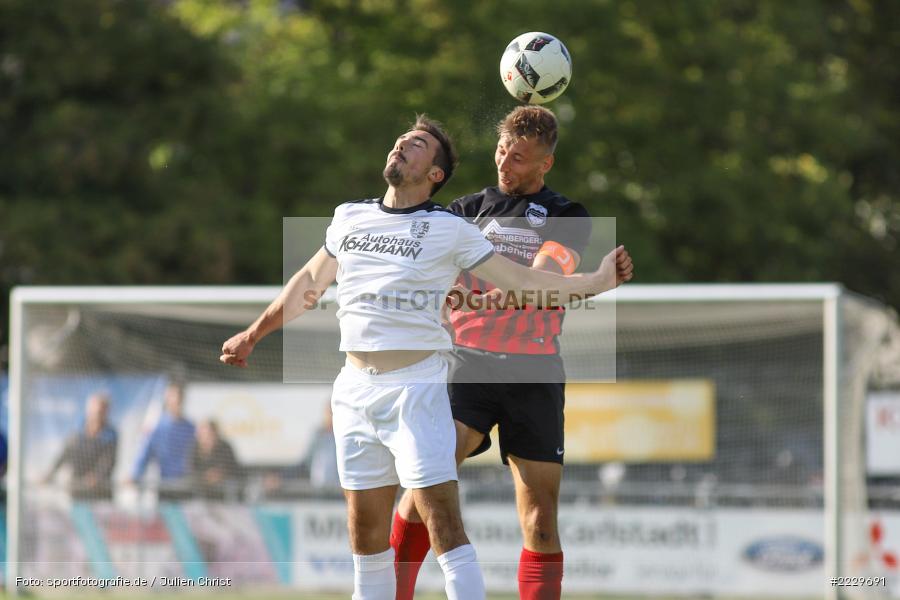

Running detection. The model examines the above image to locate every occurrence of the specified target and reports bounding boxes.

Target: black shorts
[447,346,566,465]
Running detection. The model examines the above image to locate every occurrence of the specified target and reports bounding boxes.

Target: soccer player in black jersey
[392,106,613,600]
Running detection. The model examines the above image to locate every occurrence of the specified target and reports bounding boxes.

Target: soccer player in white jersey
[220,116,633,600]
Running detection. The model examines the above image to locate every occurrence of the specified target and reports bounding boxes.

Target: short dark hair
[412,114,458,196]
[497,105,559,153]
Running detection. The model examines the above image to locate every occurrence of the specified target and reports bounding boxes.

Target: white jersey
[324,198,494,351]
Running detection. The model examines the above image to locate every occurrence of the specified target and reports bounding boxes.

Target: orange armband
[537,241,576,275]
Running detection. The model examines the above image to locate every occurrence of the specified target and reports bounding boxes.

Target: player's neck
[383,186,431,209]
[521,181,544,195]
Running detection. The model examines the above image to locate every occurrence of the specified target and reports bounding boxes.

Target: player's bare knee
[425,513,469,554]
[346,510,388,553]
[522,519,559,549]
[521,504,559,541]
[347,515,372,541]
[347,525,378,553]
[527,525,558,546]
[419,502,467,550]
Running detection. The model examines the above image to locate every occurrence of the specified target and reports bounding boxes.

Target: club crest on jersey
[409,220,430,239]
[525,202,548,228]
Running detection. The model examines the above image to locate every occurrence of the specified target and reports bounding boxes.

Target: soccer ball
[500,32,572,105]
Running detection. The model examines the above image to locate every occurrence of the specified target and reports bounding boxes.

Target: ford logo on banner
[743,536,824,572]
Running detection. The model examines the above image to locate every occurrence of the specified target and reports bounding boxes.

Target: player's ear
[429,166,445,184]
[541,153,554,175]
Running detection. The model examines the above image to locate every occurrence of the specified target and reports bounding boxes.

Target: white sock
[437,543,485,600]
[352,547,396,600]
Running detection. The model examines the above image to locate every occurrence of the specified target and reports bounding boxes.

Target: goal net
[6,284,899,598]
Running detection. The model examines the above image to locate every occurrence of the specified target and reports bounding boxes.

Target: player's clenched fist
[595,245,634,293]
[220,330,255,368]
[615,245,634,285]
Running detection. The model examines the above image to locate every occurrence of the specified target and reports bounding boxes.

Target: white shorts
[331,353,458,490]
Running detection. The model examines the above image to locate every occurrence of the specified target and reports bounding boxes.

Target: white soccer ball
[499,32,572,105]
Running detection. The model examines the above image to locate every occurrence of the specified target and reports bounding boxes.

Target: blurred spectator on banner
[129,381,195,499]
[44,392,117,500]
[190,419,243,501]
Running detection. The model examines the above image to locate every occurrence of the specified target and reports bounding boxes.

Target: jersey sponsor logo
[525,202,548,227]
[409,220,430,239]
[480,219,542,262]
[339,233,423,260]
[481,219,542,243]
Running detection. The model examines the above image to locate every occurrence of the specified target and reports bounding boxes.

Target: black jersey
[447,186,591,354]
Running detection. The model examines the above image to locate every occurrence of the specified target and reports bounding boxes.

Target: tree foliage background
[1,0,899,364]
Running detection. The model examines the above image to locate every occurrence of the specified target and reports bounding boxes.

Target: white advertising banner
[470,506,824,596]
[867,391,900,475]
[290,503,829,597]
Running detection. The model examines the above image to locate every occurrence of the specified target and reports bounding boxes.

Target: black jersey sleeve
[549,202,592,257]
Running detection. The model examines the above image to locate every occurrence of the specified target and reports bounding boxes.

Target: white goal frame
[7,283,845,598]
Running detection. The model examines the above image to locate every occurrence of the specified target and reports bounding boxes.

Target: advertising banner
[293,503,826,597]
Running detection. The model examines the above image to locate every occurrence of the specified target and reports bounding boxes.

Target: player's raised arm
[469,245,633,305]
[220,246,338,367]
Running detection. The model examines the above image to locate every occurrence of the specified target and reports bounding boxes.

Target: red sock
[390,512,431,600]
[518,548,564,600]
